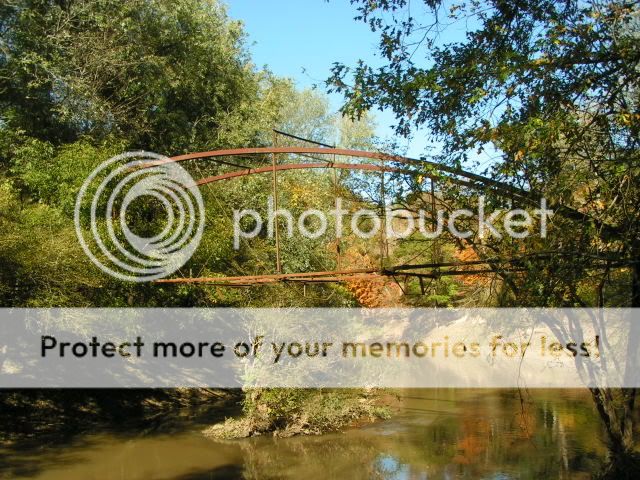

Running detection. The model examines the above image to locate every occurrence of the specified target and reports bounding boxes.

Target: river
[1,389,626,479]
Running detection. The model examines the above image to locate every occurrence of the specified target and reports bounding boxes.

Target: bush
[203,389,389,439]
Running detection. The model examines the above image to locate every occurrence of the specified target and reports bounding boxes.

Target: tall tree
[0,0,269,153]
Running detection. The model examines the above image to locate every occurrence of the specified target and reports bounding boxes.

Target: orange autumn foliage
[340,246,403,307]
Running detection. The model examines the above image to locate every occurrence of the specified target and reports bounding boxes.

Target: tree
[327,1,639,476]
[0,1,373,437]
[0,0,269,153]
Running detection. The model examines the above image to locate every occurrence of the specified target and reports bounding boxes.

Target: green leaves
[1,0,267,153]
[329,0,640,307]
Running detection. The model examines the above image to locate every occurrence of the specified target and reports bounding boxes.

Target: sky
[225,0,429,157]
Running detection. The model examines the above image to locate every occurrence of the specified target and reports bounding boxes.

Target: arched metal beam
[194,161,474,188]
[153,146,621,238]
[143,146,535,202]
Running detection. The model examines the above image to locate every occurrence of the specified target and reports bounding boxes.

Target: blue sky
[226,0,429,156]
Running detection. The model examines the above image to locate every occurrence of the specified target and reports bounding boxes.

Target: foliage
[328,0,639,306]
[0,0,291,153]
[0,0,388,446]
[327,0,640,470]
[0,0,377,308]
[203,388,389,438]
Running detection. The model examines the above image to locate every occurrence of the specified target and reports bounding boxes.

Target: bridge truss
[147,131,625,290]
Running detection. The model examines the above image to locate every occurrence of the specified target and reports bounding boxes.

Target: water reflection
[1,389,625,479]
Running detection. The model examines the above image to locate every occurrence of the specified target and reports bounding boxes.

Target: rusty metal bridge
[147,131,619,289]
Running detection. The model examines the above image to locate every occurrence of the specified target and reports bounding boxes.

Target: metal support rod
[333,155,341,270]
[273,129,335,148]
[156,268,380,284]
[195,162,426,187]
[272,131,281,273]
[430,178,439,265]
[380,161,386,269]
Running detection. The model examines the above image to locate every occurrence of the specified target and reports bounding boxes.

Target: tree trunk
[589,388,638,478]
[632,241,639,308]
[591,242,640,478]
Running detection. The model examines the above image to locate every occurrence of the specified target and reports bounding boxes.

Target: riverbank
[0,388,238,449]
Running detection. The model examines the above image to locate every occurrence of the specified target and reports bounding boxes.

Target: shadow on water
[164,465,244,480]
[1,389,635,480]
[0,389,242,479]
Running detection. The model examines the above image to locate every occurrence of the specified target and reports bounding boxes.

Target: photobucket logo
[233,197,553,249]
[74,151,204,282]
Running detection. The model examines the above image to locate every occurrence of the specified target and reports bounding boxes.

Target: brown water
[0,389,619,479]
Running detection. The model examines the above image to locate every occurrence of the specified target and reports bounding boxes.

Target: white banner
[0,308,637,388]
